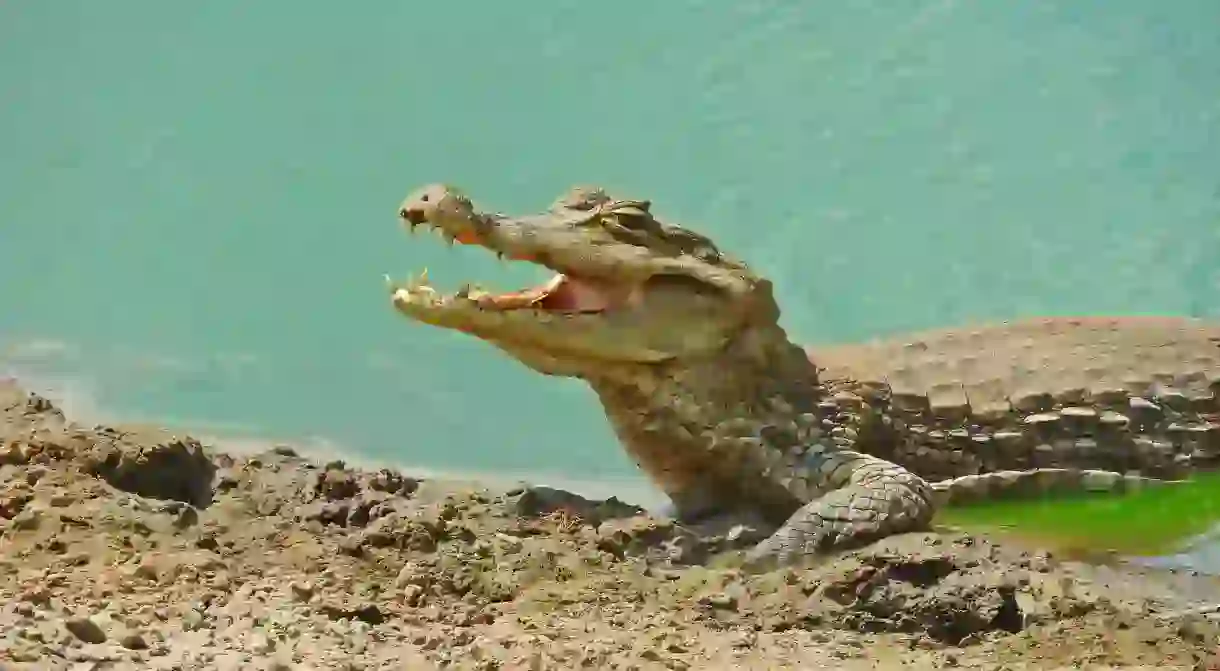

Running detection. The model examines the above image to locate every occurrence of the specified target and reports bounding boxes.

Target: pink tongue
[535,275,613,312]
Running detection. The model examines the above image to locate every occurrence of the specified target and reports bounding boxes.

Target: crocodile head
[388,183,785,379]
[388,183,831,523]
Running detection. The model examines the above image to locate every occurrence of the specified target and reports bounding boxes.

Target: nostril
[400,208,426,225]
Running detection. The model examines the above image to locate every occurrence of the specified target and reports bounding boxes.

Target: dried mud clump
[80,426,216,508]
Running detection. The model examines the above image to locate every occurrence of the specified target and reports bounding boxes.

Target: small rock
[290,581,315,602]
[700,592,737,610]
[182,609,206,631]
[337,536,363,557]
[831,391,863,408]
[495,532,524,553]
[403,584,425,606]
[134,556,161,581]
[250,631,276,654]
[395,562,429,588]
[64,616,107,644]
[0,441,30,465]
[119,631,148,650]
[11,507,42,531]
[20,586,50,605]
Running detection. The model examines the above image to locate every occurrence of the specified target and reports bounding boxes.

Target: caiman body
[810,317,1220,501]
[384,183,1220,567]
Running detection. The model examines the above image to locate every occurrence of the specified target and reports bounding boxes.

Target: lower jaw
[472,273,620,314]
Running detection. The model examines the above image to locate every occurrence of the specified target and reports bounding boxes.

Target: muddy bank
[2,379,1220,669]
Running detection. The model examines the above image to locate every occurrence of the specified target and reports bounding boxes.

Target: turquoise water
[2,2,1219,506]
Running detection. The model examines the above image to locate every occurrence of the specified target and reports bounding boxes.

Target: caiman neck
[586,326,829,522]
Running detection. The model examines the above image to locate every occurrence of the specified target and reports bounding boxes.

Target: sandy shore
[3,379,1220,670]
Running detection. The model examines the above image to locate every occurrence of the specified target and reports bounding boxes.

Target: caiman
[385,183,1220,567]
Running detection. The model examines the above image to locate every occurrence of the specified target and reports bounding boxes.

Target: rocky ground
[3,379,1220,670]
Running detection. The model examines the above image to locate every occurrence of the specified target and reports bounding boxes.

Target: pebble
[290,581,314,602]
[249,631,276,654]
[182,609,206,631]
[11,507,42,530]
[119,630,149,650]
[64,616,107,644]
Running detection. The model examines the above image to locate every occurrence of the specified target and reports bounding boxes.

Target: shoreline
[1,367,675,513]
[192,430,675,516]
[4,375,1220,668]
[14,368,1218,571]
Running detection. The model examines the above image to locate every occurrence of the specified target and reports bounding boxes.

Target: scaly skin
[384,183,1210,566]
[806,318,1220,501]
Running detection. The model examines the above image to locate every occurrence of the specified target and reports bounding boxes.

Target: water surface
[2,2,1218,542]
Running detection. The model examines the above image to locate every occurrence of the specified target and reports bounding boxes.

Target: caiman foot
[743,460,936,570]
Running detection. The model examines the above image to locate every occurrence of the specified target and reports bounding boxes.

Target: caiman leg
[744,448,935,567]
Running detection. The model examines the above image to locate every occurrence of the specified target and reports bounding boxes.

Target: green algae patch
[934,471,1220,558]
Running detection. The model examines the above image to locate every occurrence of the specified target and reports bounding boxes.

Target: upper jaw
[392,187,754,310]
[394,184,661,287]
[396,204,604,287]
[397,206,488,250]
[390,200,629,316]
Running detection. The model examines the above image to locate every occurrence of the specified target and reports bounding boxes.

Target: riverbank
[2,378,1220,669]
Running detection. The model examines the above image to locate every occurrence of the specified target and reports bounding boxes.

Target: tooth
[455,283,471,299]
[406,268,429,290]
[495,251,505,262]
[444,232,456,246]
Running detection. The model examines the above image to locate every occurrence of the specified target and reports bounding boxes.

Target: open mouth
[474,273,622,313]
[389,216,626,315]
